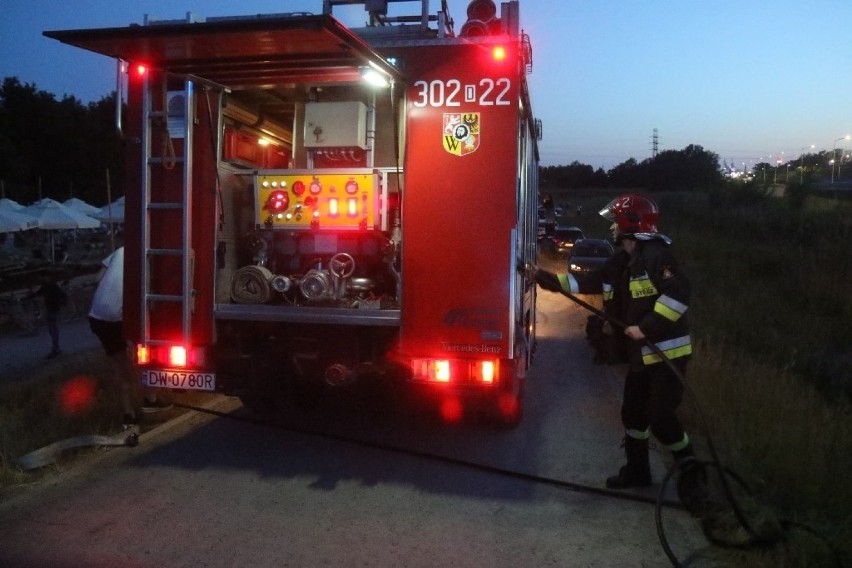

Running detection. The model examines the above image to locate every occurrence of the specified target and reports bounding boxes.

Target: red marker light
[492,46,506,61]
[136,64,148,76]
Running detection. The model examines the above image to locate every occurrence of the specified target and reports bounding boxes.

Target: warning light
[265,190,289,212]
[292,180,306,196]
[328,197,339,217]
[347,197,358,217]
[136,64,148,76]
[492,46,506,61]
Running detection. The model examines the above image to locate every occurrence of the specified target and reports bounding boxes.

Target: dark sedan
[547,226,585,255]
[567,238,614,293]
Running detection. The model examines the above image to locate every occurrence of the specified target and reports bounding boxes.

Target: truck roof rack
[323,0,455,37]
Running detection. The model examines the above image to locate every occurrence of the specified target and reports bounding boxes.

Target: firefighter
[535,193,704,510]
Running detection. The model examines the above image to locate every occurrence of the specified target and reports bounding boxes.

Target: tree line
[0,77,124,206]
[541,144,725,191]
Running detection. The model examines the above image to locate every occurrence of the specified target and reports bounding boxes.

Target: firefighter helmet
[598,193,659,236]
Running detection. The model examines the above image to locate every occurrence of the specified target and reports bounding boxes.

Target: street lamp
[774,152,783,184]
[831,135,851,184]
[800,144,815,183]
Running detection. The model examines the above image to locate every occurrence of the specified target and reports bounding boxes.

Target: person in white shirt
[89,247,170,425]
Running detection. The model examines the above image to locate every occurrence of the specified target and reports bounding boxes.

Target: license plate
[141,369,216,391]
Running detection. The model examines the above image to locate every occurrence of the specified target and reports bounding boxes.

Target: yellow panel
[254,169,380,230]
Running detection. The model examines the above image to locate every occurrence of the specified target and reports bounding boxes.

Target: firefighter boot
[672,444,709,516]
[606,437,652,489]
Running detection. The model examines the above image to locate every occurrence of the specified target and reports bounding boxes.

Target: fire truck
[46,0,541,425]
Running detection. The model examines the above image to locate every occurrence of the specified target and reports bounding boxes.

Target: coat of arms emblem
[443,113,480,156]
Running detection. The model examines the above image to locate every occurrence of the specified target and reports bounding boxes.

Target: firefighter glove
[535,269,562,292]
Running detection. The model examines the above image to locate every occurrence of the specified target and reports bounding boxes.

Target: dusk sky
[2,0,850,170]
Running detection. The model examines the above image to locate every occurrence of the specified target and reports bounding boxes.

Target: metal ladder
[140,74,194,346]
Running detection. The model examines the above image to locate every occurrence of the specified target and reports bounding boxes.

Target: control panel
[254,169,383,231]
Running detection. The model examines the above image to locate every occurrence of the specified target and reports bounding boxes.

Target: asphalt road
[0,317,100,380]
[0,288,711,567]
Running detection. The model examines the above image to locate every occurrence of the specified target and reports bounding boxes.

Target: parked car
[548,226,585,254]
[567,238,614,293]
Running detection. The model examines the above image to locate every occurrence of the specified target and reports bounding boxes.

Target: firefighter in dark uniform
[535,193,703,508]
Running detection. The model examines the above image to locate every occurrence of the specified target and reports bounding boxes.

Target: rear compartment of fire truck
[207,2,533,424]
[212,75,404,412]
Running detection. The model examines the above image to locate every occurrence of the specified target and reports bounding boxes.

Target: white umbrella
[94,195,125,224]
[63,197,101,216]
[19,198,100,230]
[19,198,100,262]
[0,197,25,211]
[0,208,41,233]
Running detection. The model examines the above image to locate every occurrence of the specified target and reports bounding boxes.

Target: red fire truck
[46,0,541,425]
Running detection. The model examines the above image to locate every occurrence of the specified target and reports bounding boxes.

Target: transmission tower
[651,128,659,158]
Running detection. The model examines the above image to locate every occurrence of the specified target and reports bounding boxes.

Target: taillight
[169,346,187,368]
[481,361,495,384]
[135,344,206,368]
[411,358,499,385]
[435,360,451,382]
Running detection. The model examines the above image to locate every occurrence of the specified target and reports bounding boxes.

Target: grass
[0,350,122,489]
[0,348,207,493]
